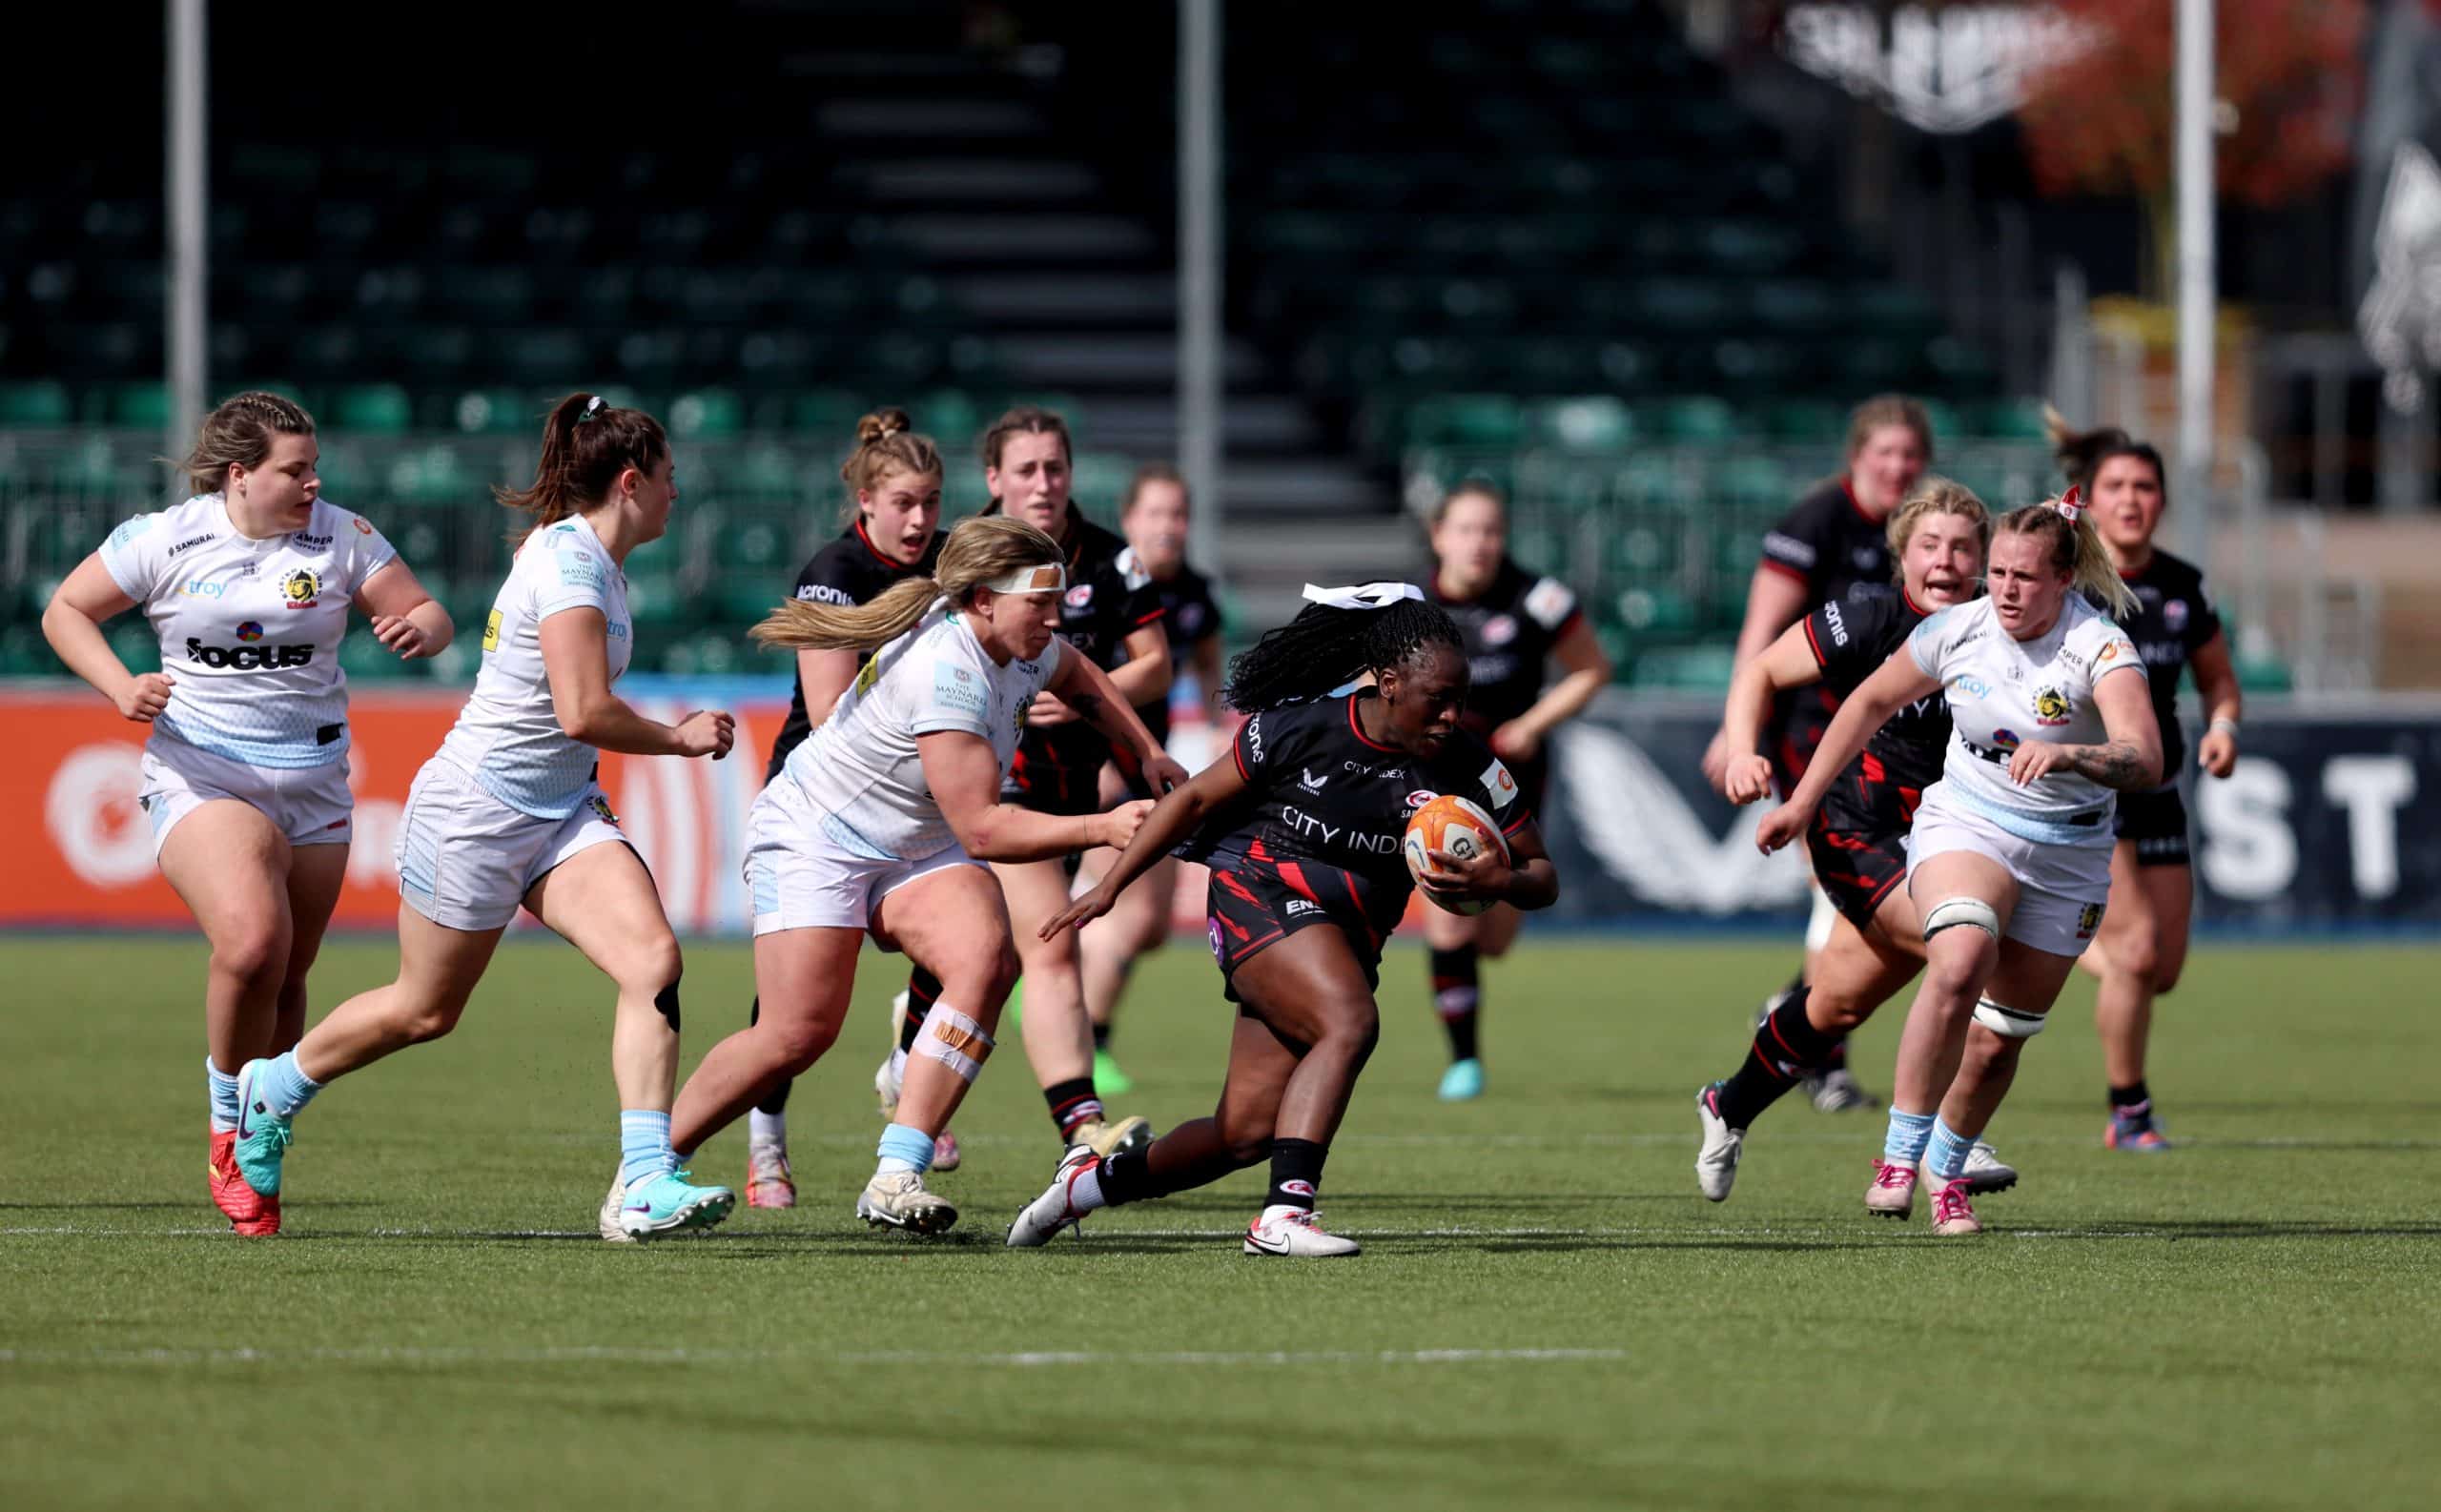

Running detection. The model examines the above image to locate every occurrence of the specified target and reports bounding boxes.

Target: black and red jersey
[1759,480,1897,793]
[1138,561,1220,747]
[1180,691,1531,940]
[997,512,1165,798]
[1799,585,1950,807]
[766,522,946,783]
[2090,548,2221,779]
[1427,558,1583,735]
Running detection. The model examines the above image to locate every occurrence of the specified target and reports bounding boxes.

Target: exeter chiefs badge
[2077,902,2104,939]
[2033,687,2072,726]
[586,793,621,826]
[280,567,320,608]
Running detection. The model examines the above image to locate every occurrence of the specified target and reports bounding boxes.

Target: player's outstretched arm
[1039,754,1249,939]
[1756,648,1938,852]
[540,608,732,758]
[1048,638,1189,793]
[1716,620,1824,804]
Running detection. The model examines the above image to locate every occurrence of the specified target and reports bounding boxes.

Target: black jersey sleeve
[792,547,868,607]
[1229,700,1320,784]
[1758,491,1841,585]
[1799,589,1908,698]
[2185,565,2224,655]
[1115,546,1166,634]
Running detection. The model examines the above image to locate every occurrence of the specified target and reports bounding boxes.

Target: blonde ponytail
[2065,502,2139,620]
[1992,495,2138,620]
[751,514,1063,653]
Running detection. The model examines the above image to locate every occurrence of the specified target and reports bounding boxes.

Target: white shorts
[139,731,353,856]
[394,757,629,931]
[744,780,982,938]
[1905,784,2113,957]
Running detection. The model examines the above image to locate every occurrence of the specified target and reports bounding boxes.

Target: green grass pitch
[2,933,2434,1510]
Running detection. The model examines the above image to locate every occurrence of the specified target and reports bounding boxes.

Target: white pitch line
[4,1221,2410,1243]
[0,1344,1628,1370]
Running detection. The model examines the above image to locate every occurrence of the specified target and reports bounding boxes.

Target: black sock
[1098,1145,1154,1207]
[1266,1137,1328,1211]
[900,969,941,1055]
[1044,1077,1103,1139]
[1092,1020,1112,1052]
[747,996,792,1114]
[1714,986,1839,1129]
[2108,1080,2151,1111]
[1428,944,1481,1064]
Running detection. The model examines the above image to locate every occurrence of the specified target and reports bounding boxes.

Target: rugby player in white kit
[224,396,741,1240]
[42,392,451,1236]
[1759,491,2161,1235]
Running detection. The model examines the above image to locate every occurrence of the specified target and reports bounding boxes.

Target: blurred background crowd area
[3,0,2436,691]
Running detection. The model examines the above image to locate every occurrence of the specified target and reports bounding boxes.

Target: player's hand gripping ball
[1403,794,1509,916]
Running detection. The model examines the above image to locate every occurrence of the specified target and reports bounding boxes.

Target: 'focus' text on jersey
[433,515,632,819]
[101,494,397,767]
[765,522,946,781]
[1908,595,2143,844]
[2091,549,2221,781]
[1183,693,1530,896]
[1429,559,1582,732]
[775,604,1062,861]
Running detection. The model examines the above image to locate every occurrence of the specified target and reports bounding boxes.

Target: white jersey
[1907,594,2144,844]
[773,604,1062,861]
[101,493,396,768]
[433,515,631,819]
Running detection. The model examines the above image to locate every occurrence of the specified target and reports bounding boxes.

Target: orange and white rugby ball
[1402,793,1508,915]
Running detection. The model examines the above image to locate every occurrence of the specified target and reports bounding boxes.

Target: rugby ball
[1403,794,1509,916]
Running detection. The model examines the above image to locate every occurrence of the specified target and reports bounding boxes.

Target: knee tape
[915,1006,995,1084]
[1972,996,2048,1039]
[654,972,682,1032]
[1922,896,2000,942]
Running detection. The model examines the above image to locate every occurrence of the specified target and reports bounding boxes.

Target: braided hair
[1221,597,1461,714]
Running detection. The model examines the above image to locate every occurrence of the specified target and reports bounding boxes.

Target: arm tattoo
[2066,741,2147,790]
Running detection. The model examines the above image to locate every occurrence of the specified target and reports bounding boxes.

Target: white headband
[1302,582,1425,611]
[984,562,1068,595]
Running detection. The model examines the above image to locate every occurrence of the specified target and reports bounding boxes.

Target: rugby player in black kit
[1417,483,1610,1102]
[744,410,947,1209]
[1705,395,1936,1113]
[883,405,1172,1160]
[1693,481,2015,1202]
[1004,585,1558,1257]
[2051,415,2243,1150]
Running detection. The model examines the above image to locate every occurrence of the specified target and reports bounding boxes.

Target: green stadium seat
[913,389,982,448]
[1405,394,1522,448]
[789,390,869,438]
[336,384,414,435]
[448,388,533,434]
[1715,455,1790,507]
[669,388,744,440]
[107,382,172,429]
[1531,396,1634,452]
[386,444,479,504]
[0,380,72,426]
[109,620,160,674]
[1762,398,1844,442]
[1638,396,1738,443]
[2235,654,2293,693]
[1972,398,2054,441]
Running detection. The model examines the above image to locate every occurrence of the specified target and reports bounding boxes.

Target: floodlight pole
[1179,0,1223,582]
[167,0,208,471]
[2174,0,2215,544]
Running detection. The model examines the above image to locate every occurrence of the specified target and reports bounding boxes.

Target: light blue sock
[1926,1117,1976,1180]
[619,1111,675,1188]
[875,1121,934,1176]
[206,1058,240,1134]
[1883,1109,1937,1166]
[255,1052,322,1119]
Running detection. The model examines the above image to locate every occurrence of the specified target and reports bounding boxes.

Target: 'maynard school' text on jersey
[1908,594,2143,844]
[1802,587,1950,803]
[101,493,397,767]
[775,605,1062,861]
[766,523,946,781]
[433,515,631,819]
[1182,692,1531,900]
[2092,549,2221,781]
[1430,559,1582,732]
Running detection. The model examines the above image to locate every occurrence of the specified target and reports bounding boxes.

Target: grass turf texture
[2,936,2434,1511]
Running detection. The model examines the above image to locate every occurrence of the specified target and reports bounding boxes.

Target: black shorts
[1205,858,1388,1009]
[1002,748,1100,817]
[1768,684,1843,799]
[1805,820,1910,930]
[2115,787,2191,868]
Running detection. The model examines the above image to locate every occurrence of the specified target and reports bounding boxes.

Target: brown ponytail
[2041,404,2168,505]
[494,393,668,544]
[838,408,944,526]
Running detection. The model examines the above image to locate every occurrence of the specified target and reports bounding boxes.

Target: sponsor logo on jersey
[280,568,320,608]
[1852,546,1882,570]
[1342,760,1403,778]
[1177,602,1206,633]
[796,583,853,605]
[2034,687,2073,725]
[2097,640,2124,664]
[2076,901,2104,939]
[1299,766,1330,794]
[2164,599,2189,632]
[1242,714,1264,765]
[1950,675,1991,698]
[353,517,373,534]
[1988,726,2021,750]
[236,622,263,642]
[1822,601,1848,645]
[1405,788,1439,809]
[482,608,503,653]
[178,578,225,599]
[1481,613,1518,647]
[1282,804,1401,855]
[587,794,621,827]
[1479,757,1519,809]
[297,532,333,549]
[1284,897,1323,917]
[184,638,313,669]
[1522,577,1574,629]
[933,662,988,717]
[166,532,217,559]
